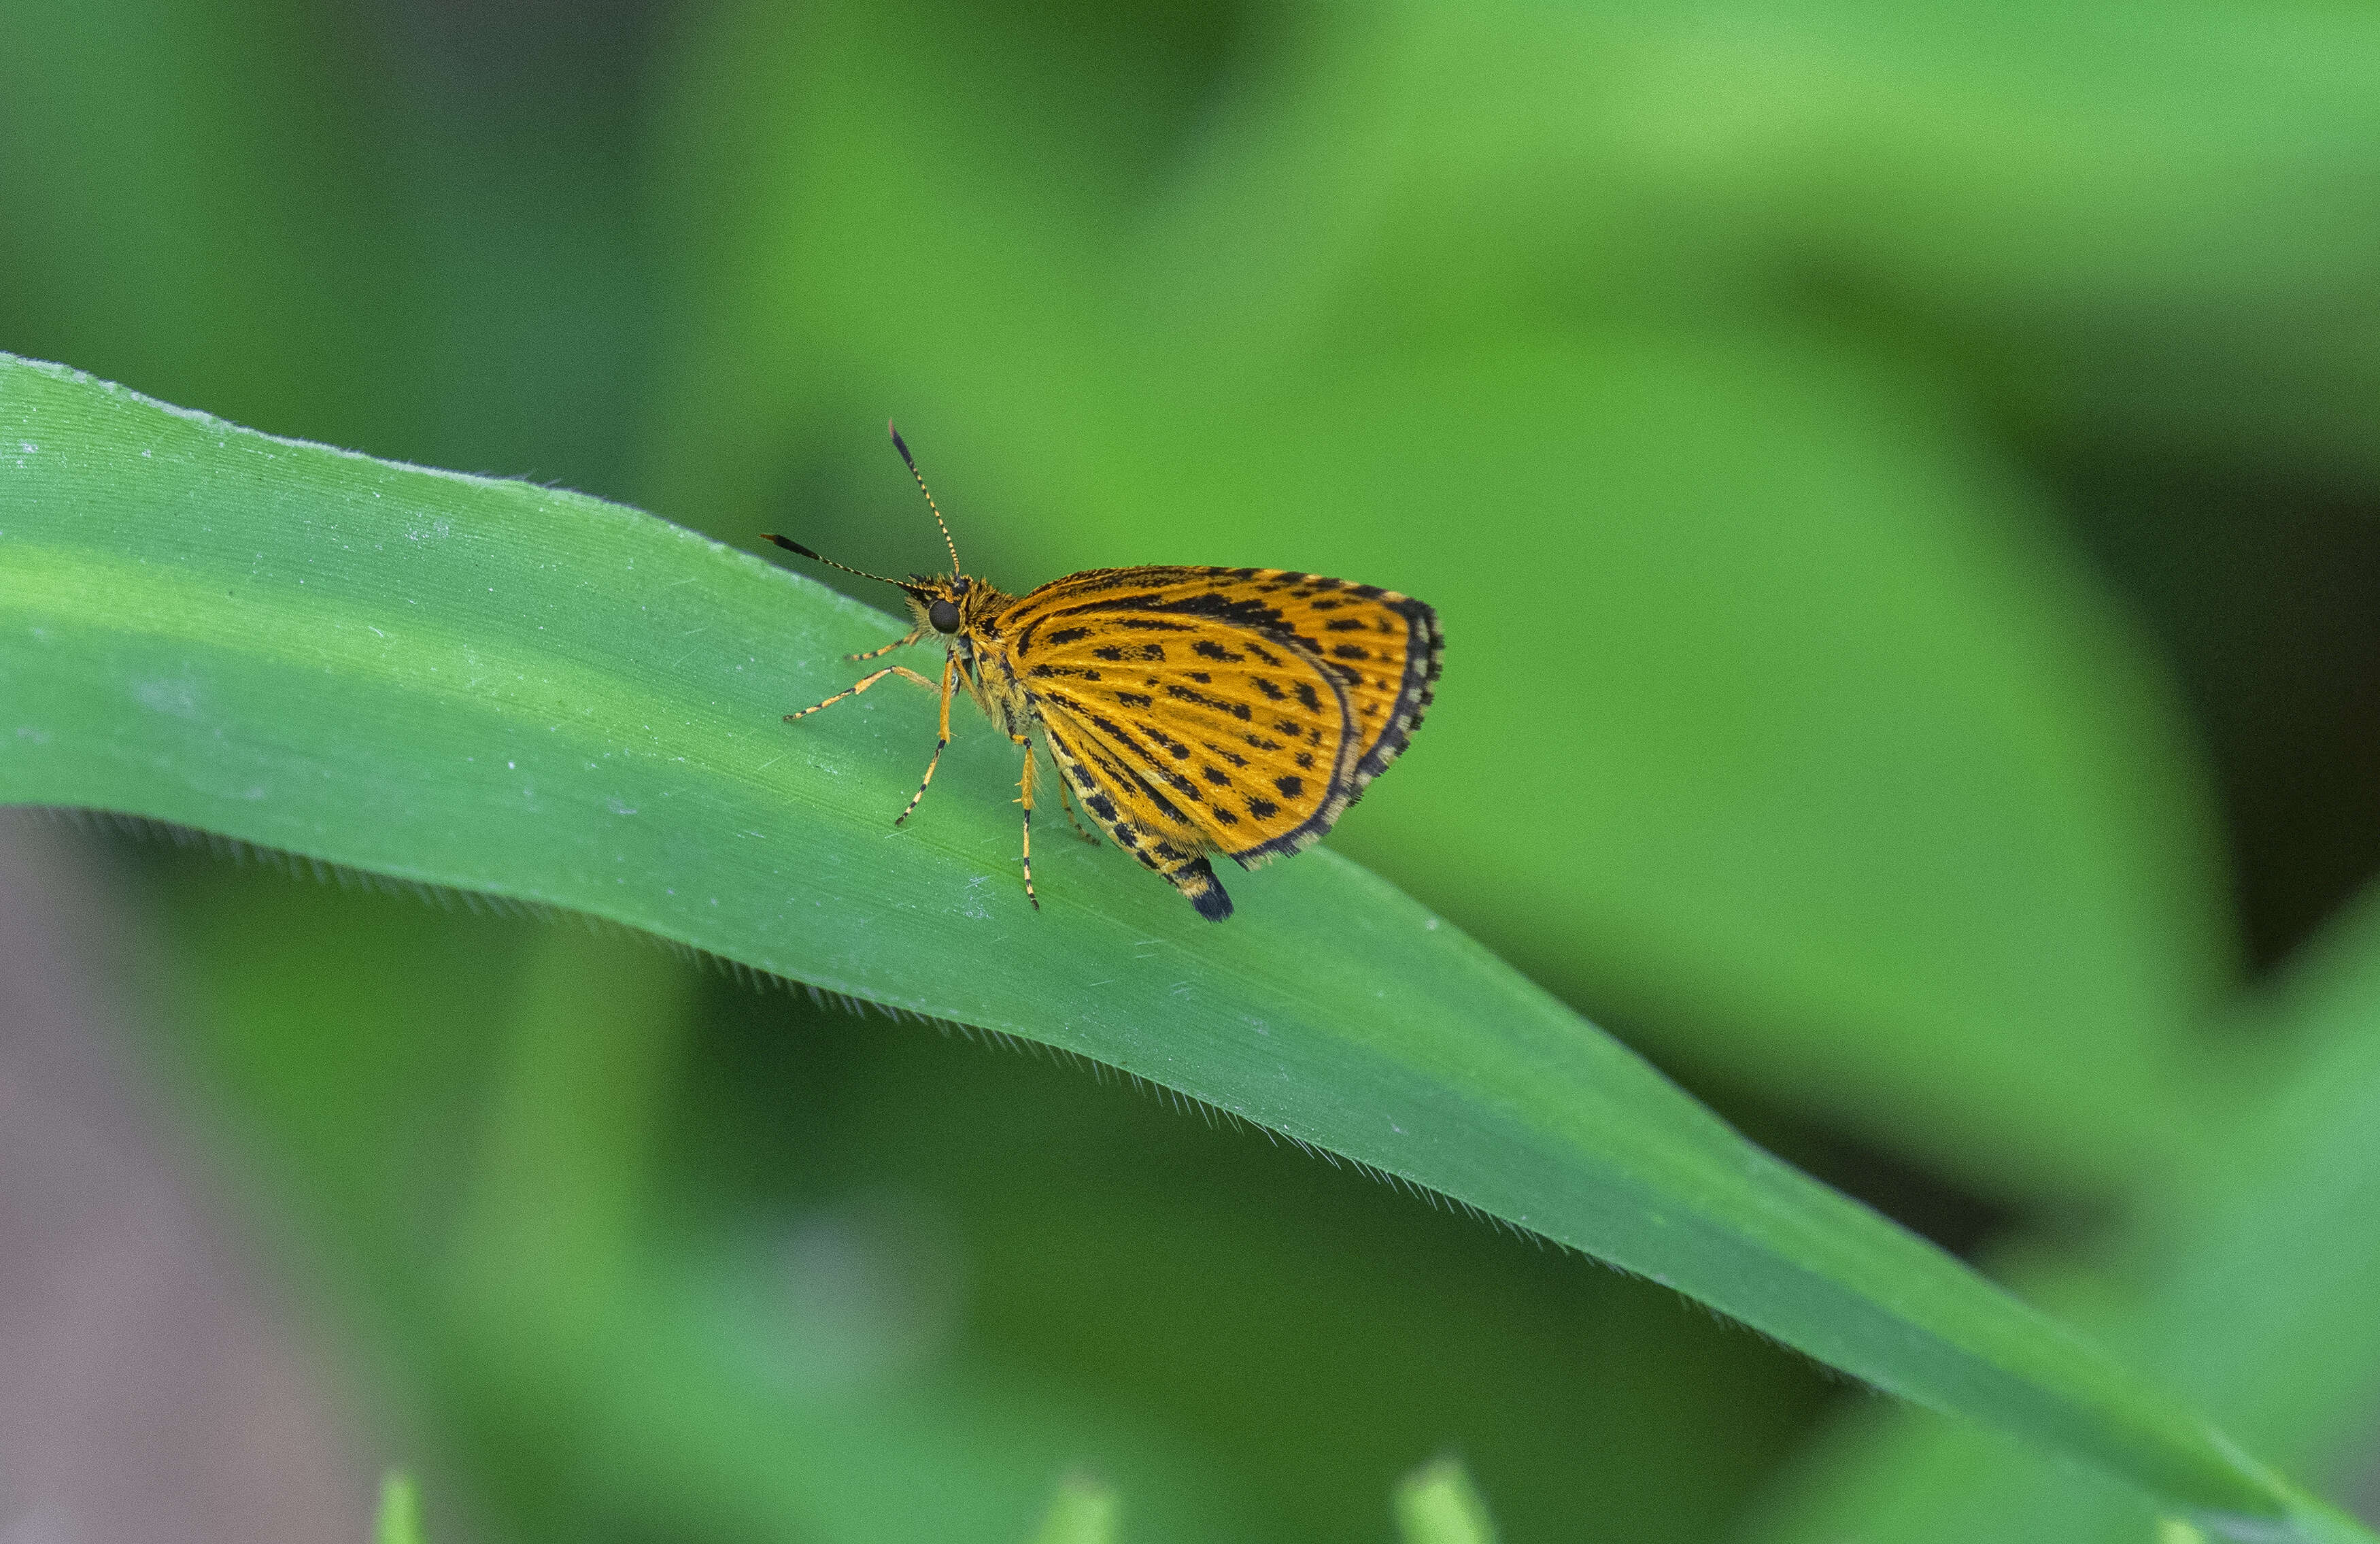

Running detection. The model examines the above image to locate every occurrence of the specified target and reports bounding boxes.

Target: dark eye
[929,597,962,634]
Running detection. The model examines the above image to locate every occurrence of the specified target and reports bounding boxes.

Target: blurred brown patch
[0,812,373,1544]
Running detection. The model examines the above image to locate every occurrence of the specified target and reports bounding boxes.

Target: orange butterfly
[764,424,1442,920]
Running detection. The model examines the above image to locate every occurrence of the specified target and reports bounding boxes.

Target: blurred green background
[6,0,2380,1538]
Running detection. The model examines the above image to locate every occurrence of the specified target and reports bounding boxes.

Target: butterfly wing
[1033,704,1243,918]
[1252,568,1443,787]
[999,567,1441,869]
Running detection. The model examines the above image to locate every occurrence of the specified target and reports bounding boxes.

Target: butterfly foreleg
[783,664,938,722]
[1012,731,1041,911]
[892,650,960,828]
[845,626,926,663]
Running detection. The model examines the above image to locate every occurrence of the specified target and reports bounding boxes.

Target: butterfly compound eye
[929,597,962,634]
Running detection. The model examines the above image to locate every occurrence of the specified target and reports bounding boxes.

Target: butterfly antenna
[759,533,909,589]
[889,420,963,577]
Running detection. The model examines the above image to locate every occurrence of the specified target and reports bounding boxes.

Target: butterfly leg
[893,651,960,826]
[1013,731,1041,911]
[1034,732,1104,845]
[845,626,925,663]
[1053,765,1102,845]
[783,664,937,722]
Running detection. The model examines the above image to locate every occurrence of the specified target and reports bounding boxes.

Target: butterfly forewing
[996,565,1442,867]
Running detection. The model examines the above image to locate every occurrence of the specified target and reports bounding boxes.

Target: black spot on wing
[1166,682,1253,721]
[1273,775,1304,799]
[1140,724,1194,760]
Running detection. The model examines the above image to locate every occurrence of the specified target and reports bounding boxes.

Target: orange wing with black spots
[994,565,1443,867]
[768,424,1448,922]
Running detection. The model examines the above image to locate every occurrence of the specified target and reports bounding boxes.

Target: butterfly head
[901,572,1010,639]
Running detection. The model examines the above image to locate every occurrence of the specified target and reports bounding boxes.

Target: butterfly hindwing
[1258,570,1443,784]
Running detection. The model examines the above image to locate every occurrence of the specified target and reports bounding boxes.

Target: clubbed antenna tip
[886,420,962,576]
[760,532,906,589]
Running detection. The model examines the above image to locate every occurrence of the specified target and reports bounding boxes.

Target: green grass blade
[0,354,2352,1537]
[1395,1458,1501,1544]
[1024,1473,1120,1544]
[1742,886,2380,1544]
[375,1471,426,1544]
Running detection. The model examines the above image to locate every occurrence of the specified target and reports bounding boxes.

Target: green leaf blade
[1024,1473,1121,1544]
[0,354,2353,1537]
[1746,889,2380,1544]
[375,1471,426,1544]
[1395,1457,1501,1544]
